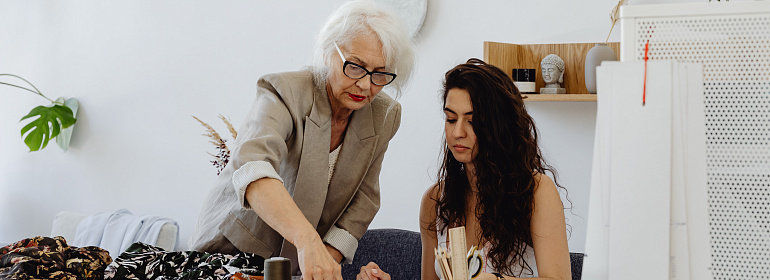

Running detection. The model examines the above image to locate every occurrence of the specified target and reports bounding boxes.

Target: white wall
[0,0,719,252]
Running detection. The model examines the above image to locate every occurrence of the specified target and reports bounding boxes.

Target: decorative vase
[584,43,618,94]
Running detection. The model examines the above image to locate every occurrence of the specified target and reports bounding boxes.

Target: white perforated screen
[630,11,770,280]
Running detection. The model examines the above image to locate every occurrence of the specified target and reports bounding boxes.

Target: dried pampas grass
[194,115,238,175]
[219,114,238,140]
[606,0,629,43]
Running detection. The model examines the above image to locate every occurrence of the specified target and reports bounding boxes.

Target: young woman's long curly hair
[430,58,569,276]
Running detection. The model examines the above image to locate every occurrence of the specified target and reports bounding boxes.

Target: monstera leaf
[19,104,76,152]
[2,74,81,152]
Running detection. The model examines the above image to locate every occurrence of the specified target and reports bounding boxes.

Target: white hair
[312,0,415,99]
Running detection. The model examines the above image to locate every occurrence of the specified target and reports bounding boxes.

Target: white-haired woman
[190,1,414,280]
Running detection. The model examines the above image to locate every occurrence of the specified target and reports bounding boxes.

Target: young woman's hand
[356,262,390,280]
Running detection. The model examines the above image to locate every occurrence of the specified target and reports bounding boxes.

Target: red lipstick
[349,93,366,102]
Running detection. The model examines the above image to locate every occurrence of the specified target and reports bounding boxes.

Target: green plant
[0,74,79,152]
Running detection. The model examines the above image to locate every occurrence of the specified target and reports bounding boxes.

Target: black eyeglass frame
[333,42,397,86]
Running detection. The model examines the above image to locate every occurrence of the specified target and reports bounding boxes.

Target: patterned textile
[105,242,264,280]
[0,236,112,280]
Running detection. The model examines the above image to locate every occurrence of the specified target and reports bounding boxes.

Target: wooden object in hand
[483,41,620,95]
[435,247,453,280]
[448,227,469,280]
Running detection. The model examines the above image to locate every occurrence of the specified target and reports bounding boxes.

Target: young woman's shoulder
[421,183,440,211]
[419,183,441,235]
[532,172,561,207]
[533,172,555,190]
[424,182,440,199]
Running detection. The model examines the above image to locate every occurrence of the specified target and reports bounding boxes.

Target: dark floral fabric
[0,236,112,280]
[105,242,264,280]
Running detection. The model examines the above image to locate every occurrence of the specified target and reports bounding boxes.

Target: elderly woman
[189,1,414,279]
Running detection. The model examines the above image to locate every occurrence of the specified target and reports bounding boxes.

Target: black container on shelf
[512,68,537,94]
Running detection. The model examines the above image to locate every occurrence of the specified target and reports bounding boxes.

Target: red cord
[643,40,649,106]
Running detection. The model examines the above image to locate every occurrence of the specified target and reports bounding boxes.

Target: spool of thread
[512,68,537,94]
[264,257,291,280]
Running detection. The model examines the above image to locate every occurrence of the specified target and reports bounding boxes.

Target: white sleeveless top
[435,226,538,278]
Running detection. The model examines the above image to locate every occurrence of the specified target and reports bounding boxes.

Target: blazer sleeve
[323,102,402,263]
[230,76,295,209]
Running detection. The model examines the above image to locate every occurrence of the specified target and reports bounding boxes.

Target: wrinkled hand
[356,262,390,280]
[296,233,342,280]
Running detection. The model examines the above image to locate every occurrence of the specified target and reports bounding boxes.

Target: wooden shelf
[522,94,597,102]
[483,41,620,101]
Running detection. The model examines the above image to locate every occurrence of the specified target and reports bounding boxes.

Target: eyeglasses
[333,42,397,86]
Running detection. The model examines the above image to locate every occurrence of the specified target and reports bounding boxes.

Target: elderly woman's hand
[295,232,342,280]
[356,262,390,280]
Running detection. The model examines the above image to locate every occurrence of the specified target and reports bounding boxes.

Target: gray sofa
[342,228,584,280]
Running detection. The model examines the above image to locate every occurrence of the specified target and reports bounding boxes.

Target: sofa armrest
[50,211,88,242]
[156,223,178,251]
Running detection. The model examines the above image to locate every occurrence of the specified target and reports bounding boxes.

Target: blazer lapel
[317,101,379,236]
[280,84,331,268]
[293,85,332,229]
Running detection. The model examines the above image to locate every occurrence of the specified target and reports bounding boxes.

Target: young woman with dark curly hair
[357,59,571,280]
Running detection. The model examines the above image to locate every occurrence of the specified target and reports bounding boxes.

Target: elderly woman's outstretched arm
[245,178,343,280]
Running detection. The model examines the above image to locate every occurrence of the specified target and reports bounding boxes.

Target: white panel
[670,64,693,280]
[605,61,673,280]
[622,3,770,279]
[583,65,615,280]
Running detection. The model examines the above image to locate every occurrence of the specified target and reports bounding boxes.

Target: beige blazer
[190,68,401,272]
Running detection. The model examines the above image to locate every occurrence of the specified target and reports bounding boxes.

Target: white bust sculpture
[540,54,566,94]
